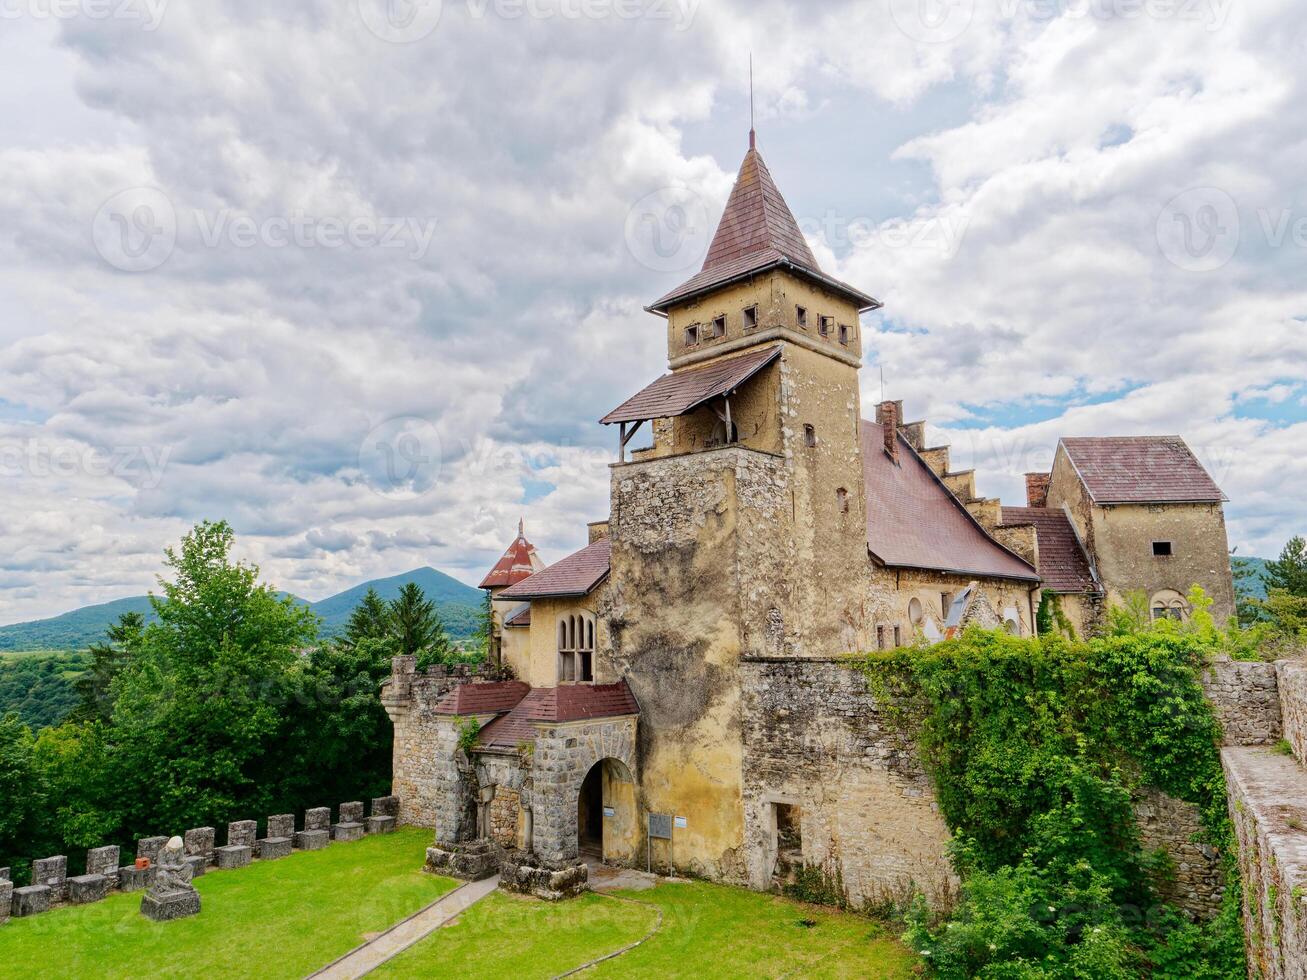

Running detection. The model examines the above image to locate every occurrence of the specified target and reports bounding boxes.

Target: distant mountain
[1234,555,1272,600]
[0,566,483,652]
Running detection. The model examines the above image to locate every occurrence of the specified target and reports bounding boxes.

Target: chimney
[1025,472,1051,508]
[877,400,900,462]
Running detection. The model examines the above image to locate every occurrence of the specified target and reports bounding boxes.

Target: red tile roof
[434,681,531,716]
[600,346,780,425]
[1060,436,1225,504]
[498,538,611,600]
[476,681,640,750]
[864,422,1039,582]
[648,145,878,314]
[1001,507,1099,594]
[479,520,543,589]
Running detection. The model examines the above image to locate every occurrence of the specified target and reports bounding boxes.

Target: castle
[382,131,1236,905]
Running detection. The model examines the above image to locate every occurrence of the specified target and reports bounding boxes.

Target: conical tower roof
[479,519,544,590]
[648,138,879,315]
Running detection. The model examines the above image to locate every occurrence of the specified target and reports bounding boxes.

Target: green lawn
[383,879,920,979]
[0,828,455,979]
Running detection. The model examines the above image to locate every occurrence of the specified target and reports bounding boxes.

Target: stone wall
[1279,661,1307,763]
[1134,788,1224,921]
[380,655,509,828]
[740,656,958,912]
[1203,658,1282,746]
[1224,747,1307,980]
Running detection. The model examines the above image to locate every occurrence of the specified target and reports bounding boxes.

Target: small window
[838,324,851,346]
[819,316,834,337]
[743,306,758,330]
[803,425,817,448]
[836,487,849,513]
[712,315,726,338]
[893,626,902,647]
[1153,541,1173,557]
[941,592,952,616]
[1004,618,1020,636]
[876,625,886,650]
[684,324,699,347]
[795,306,808,328]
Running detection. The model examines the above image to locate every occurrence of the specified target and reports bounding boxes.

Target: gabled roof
[476,681,640,750]
[648,142,879,314]
[498,537,611,600]
[479,519,543,589]
[864,422,1039,583]
[433,681,531,716]
[504,605,531,628]
[1059,436,1226,504]
[1001,506,1099,594]
[600,345,780,425]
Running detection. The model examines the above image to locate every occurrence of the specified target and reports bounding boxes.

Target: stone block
[332,822,365,843]
[371,796,400,818]
[0,881,11,924]
[293,829,330,851]
[141,889,201,921]
[498,851,588,901]
[339,801,364,823]
[184,827,216,865]
[266,814,295,840]
[227,820,257,849]
[117,865,156,892]
[183,855,207,878]
[366,815,397,835]
[67,874,110,905]
[215,845,252,870]
[137,836,168,864]
[86,845,120,883]
[11,885,51,917]
[304,807,331,832]
[425,839,502,881]
[31,856,67,901]
[257,838,292,860]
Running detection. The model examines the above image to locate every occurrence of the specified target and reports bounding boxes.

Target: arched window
[1149,589,1189,622]
[908,597,924,626]
[558,613,596,684]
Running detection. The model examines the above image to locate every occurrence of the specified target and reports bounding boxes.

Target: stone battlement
[2,797,399,925]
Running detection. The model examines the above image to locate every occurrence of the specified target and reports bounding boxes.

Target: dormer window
[743,306,758,330]
[712,315,726,338]
[819,316,834,337]
[796,306,808,328]
[684,324,699,347]
[838,324,851,346]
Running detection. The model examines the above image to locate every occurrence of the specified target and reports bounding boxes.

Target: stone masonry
[1204,658,1282,746]
[1280,661,1307,763]
[31,856,67,902]
[184,827,215,866]
[1134,788,1224,921]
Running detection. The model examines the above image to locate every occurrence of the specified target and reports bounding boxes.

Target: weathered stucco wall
[1203,658,1282,746]
[867,565,1039,645]
[521,593,609,689]
[739,656,958,911]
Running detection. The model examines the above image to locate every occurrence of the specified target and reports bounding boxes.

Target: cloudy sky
[1,0,1304,622]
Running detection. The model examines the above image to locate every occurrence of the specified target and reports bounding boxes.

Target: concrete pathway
[308,874,500,980]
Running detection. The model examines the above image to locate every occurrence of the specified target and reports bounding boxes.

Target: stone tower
[598,132,880,880]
